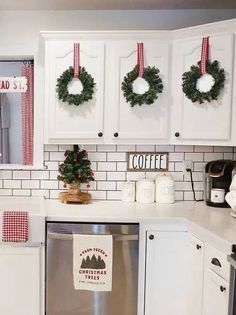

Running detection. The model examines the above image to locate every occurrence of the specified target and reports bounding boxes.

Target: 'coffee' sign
[0,77,27,93]
[127,152,168,172]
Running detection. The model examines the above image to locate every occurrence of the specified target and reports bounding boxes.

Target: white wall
[0,10,236,55]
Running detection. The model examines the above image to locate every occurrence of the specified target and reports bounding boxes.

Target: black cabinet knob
[98,132,103,137]
[175,132,180,138]
[220,285,226,292]
[196,244,201,250]
[149,234,154,240]
[114,132,119,138]
[211,257,222,267]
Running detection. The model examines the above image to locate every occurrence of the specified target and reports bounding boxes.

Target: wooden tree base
[59,191,91,204]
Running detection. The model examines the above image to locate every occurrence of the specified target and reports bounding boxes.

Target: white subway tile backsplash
[44,152,50,161]
[44,144,59,152]
[194,162,206,172]
[31,170,50,180]
[98,162,116,171]
[4,180,21,189]
[184,191,203,201]
[127,172,145,181]
[0,144,235,201]
[93,172,106,180]
[117,162,127,171]
[41,180,58,189]
[136,145,155,152]
[0,170,12,179]
[13,189,31,196]
[214,146,233,153]
[97,181,116,191]
[194,146,213,152]
[107,172,126,181]
[13,171,30,180]
[185,152,204,161]
[50,151,65,161]
[32,189,50,198]
[175,145,194,152]
[169,153,184,162]
[223,153,233,160]
[97,145,116,152]
[49,190,61,199]
[117,145,135,152]
[90,190,107,200]
[49,171,59,180]
[88,152,106,161]
[58,145,73,152]
[156,145,175,152]
[0,189,12,195]
[44,161,59,170]
[107,191,121,200]
[107,152,126,162]
[204,152,224,161]
[22,180,40,189]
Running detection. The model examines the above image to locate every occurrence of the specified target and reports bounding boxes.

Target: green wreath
[56,66,95,106]
[182,60,225,104]
[121,65,164,107]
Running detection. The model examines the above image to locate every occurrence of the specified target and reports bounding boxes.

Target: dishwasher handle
[47,232,138,242]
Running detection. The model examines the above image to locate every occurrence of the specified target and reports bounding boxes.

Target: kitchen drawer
[205,245,230,282]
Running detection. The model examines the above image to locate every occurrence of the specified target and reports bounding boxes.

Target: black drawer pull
[211,257,222,267]
[220,285,226,292]
[196,244,201,250]
[149,234,154,240]
[114,132,119,138]
[175,132,180,138]
[98,132,103,137]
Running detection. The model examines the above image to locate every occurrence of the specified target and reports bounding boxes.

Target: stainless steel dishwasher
[46,222,139,315]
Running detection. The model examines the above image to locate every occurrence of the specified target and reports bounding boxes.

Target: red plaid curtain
[21,64,34,165]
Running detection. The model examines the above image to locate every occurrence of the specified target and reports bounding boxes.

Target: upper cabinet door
[171,33,234,144]
[106,40,170,143]
[45,41,105,144]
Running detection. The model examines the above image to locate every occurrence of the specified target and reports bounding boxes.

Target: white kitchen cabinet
[202,269,229,315]
[106,40,170,143]
[0,246,42,315]
[202,245,230,315]
[187,234,204,315]
[145,231,205,315]
[171,33,234,145]
[44,40,105,144]
[43,34,171,144]
[145,231,189,315]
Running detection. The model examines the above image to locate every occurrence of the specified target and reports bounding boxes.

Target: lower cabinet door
[0,246,41,315]
[145,231,189,315]
[203,269,229,315]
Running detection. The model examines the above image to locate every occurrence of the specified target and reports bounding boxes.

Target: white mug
[211,188,225,203]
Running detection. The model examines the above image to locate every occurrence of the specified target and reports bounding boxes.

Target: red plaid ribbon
[137,43,144,77]
[21,65,34,165]
[2,211,29,242]
[73,43,80,78]
[200,37,209,75]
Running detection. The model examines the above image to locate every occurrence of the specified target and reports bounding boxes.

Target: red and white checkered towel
[2,211,29,242]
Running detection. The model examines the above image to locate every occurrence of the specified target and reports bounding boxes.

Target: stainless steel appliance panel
[46,223,139,315]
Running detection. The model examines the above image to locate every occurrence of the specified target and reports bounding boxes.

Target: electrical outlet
[183,160,193,173]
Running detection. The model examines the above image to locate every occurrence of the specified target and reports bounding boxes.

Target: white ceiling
[1,0,236,10]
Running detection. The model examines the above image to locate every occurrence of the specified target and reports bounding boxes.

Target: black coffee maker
[205,160,236,207]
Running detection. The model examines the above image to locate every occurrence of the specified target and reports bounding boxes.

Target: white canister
[155,173,175,204]
[121,182,136,202]
[211,188,225,203]
[136,179,155,204]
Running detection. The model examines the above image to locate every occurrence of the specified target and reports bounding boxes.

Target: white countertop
[0,197,235,252]
[45,199,236,252]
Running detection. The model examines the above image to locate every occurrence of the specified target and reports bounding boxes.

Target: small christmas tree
[57,145,94,187]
